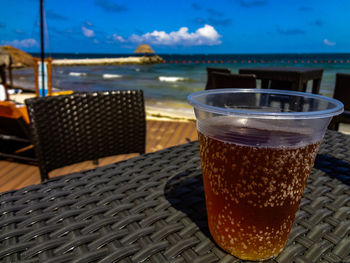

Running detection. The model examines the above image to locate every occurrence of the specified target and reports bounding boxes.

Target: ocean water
[13,54,350,105]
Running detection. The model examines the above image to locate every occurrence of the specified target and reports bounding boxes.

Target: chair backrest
[269,80,293,91]
[0,101,31,139]
[210,72,256,90]
[25,90,146,181]
[205,67,231,90]
[334,73,350,111]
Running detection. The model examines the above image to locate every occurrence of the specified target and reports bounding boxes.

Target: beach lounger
[0,101,36,162]
[328,73,350,130]
[205,67,231,90]
[25,90,146,181]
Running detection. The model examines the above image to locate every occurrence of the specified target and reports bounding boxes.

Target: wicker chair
[25,90,146,181]
[205,67,231,90]
[328,73,350,130]
[210,72,256,90]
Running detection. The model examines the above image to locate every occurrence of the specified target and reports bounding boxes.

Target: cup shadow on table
[314,154,350,186]
[164,169,212,239]
[163,154,350,247]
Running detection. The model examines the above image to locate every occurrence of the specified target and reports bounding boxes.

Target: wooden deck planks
[0,119,198,193]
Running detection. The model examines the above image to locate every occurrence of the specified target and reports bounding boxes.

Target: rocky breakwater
[140,55,164,64]
[52,55,164,66]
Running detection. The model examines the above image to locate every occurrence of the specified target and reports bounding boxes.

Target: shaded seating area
[328,73,350,130]
[25,90,146,181]
[0,101,36,163]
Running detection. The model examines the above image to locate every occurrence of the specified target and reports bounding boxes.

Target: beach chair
[0,101,36,162]
[25,90,146,181]
[210,72,257,89]
[205,67,231,90]
[328,73,350,130]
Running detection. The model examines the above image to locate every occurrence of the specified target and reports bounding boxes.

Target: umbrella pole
[0,66,9,100]
[40,0,45,97]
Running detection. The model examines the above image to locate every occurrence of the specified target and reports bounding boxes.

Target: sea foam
[69,72,87,77]
[158,76,186,82]
[103,74,122,79]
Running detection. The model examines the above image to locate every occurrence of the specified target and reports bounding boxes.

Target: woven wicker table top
[0,130,349,263]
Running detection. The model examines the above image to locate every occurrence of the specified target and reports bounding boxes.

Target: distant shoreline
[52,55,164,66]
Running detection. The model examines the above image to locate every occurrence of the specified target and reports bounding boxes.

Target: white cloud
[114,24,221,46]
[2,38,39,48]
[113,34,125,42]
[323,38,336,46]
[93,39,99,44]
[82,26,95,37]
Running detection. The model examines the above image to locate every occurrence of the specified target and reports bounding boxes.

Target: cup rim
[187,89,344,120]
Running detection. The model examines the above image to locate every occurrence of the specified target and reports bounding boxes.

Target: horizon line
[29,52,350,55]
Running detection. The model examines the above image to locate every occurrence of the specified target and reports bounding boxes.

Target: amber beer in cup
[188,89,343,261]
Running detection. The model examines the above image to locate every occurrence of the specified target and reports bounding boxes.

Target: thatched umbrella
[134,44,155,55]
[0,46,35,100]
[3,45,34,68]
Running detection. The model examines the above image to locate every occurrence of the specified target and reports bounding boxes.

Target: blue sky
[1,0,349,54]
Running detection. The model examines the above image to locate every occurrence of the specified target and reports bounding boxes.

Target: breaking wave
[69,72,87,77]
[103,74,122,79]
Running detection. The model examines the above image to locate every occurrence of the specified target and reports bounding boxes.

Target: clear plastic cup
[188,89,343,261]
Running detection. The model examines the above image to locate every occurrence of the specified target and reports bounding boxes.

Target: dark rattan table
[239,67,323,94]
[1,130,349,263]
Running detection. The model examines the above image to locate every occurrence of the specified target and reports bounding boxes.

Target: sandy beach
[9,92,350,134]
[9,92,196,122]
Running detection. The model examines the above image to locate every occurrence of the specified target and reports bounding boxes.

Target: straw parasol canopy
[1,45,34,68]
[134,44,155,54]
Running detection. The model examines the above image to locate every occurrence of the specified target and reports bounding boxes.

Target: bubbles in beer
[198,125,320,260]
